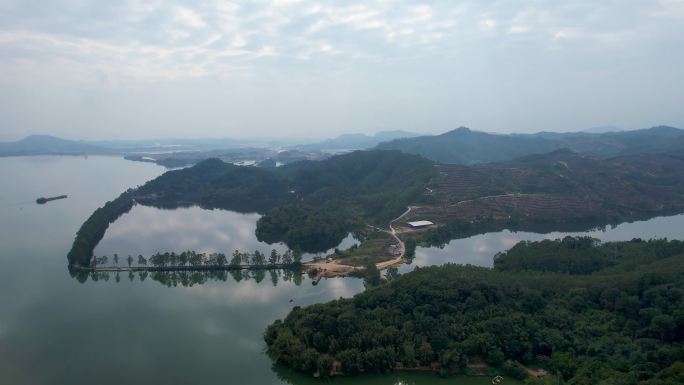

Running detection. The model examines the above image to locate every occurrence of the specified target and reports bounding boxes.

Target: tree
[127,255,133,267]
[138,255,147,266]
[189,253,203,267]
[386,266,400,281]
[252,250,266,265]
[338,349,362,374]
[405,238,417,259]
[362,260,381,287]
[178,251,189,266]
[501,360,529,381]
[241,252,251,265]
[216,253,227,266]
[230,251,242,266]
[281,250,293,265]
[113,253,119,266]
[317,354,334,377]
[292,249,303,266]
[150,253,165,267]
[269,249,280,265]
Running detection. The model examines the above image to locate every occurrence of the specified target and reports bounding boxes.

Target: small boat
[36,195,68,204]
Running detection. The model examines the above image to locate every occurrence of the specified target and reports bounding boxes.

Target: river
[0,155,681,385]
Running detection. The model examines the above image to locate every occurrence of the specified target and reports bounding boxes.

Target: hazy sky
[1,0,683,140]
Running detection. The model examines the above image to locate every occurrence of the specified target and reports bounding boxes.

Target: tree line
[67,189,136,267]
[90,248,303,269]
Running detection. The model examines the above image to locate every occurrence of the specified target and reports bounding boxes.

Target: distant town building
[407,220,434,228]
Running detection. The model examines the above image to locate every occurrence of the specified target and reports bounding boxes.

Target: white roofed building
[407,220,434,228]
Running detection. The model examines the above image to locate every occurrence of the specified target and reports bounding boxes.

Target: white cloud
[480,18,497,32]
[1,0,683,139]
[509,25,531,34]
[1,0,681,83]
[173,7,207,29]
[553,28,580,40]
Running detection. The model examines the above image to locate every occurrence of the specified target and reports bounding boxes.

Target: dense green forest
[264,238,684,384]
[493,236,684,275]
[256,203,356,252]
[135,150,434,226]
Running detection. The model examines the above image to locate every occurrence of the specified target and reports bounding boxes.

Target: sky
[0,0,683,141]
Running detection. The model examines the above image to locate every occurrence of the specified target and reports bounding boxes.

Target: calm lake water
[94,205,359,262]
[400,214,684,273]
[0,155,681,385]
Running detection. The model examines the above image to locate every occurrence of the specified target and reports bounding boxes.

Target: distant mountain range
[0,135,283,157]
[0,135,111,156]
[3,126,683,163]
[0,131,419,157]
[295,130,421,151]
[376,125,684,164]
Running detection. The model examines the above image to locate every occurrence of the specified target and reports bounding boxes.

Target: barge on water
[36,195,68,204]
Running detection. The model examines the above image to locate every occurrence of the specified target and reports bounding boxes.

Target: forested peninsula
[264,237,684,384]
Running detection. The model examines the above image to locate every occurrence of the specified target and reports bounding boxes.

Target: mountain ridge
[376,125,684,164]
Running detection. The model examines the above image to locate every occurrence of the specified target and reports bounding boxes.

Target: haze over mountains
[376,125,684,164]
[296,130,421,151]
[0,135,111,156]
[2,126,683,167]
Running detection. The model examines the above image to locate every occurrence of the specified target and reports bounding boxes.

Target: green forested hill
[137,150,435,224]
[376,127,564,164]
[265,238,684,384]
[409,149,684,244]
[376,126,684,164]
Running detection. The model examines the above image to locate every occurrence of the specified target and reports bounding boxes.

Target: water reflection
[86,268,309,287]
[95,204,358,261]
[272,364,512,385]
[401,214,684,273]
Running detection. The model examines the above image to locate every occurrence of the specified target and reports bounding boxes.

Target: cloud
[0,0,682,139]
[509,24,531,34]
[173,7,207,29]
[479,18,497,32]
[2,0,680,83]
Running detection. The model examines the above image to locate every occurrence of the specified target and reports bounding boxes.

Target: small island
[36,195,67,204]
